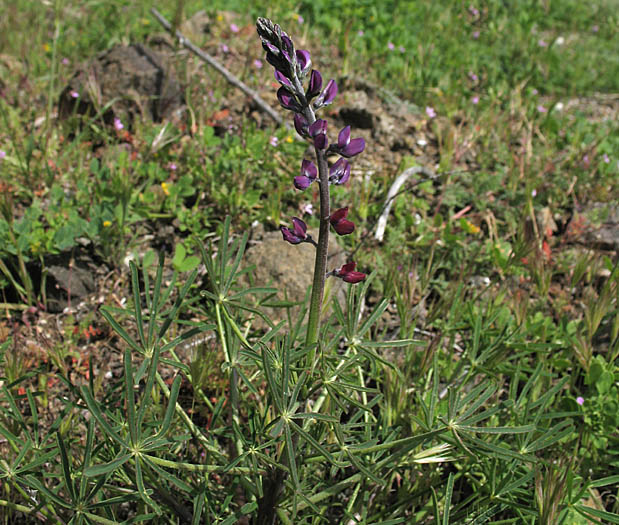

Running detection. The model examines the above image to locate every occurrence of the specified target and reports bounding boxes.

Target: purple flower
[114,118,124,130]
[387,42,395,51]
[274,69,292,87]
[168,162,177,171]
[221,44,230,53]
[294,113,309,137]
[472,30,480,39]
[297,14,304,24]
[313,78,337,109]
[295,49,311,76]
[425,106,437,119]
[253,59,263,69]
[471,95,479,105]
[468,71,478,82]
[306,69,323,99]
[576,396,584,406]
[334,126,365,158]
[294,159,318,190]
[301,202,313,215]
[603,153,610,164]
[357,30,364,37]
[329,157,350,185]
[70,90,79,98]
[333,262,366,284]
[269,136,279,147]
[277,87,302,112]
[61,57,70,65]
[230,23,240,33]
[399,45,406,53]
[536,105,547,113]
[330,207,355,235]
[538,39,548,47]
[469,5,480,17]
[592,25,599,33]
[309,119,328,150]
[281,217,308,244]
[0,150,6,160]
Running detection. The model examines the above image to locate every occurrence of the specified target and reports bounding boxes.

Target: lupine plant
[256,16,368,351]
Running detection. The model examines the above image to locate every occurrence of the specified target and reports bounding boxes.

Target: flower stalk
[256,17,367,349]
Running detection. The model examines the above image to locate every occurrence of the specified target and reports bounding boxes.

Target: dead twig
[374,165,439,242]
[150,7,286,127]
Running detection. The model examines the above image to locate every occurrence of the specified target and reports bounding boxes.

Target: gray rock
[240,229,347,329]
[58,44,185,125]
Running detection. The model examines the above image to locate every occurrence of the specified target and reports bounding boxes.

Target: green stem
[304,150,330,351]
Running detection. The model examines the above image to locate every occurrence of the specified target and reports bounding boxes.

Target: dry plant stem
[150,7,286,127]
[374,165,437,242]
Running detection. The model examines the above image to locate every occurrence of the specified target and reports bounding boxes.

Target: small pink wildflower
[230,23,240,33]
[532,88,538,95]
[576,396,584,406]
[357,30,364,37]
[468,5,480,17]
[168,162,177,171]
[387,42,395,51]
[536,105,547,113]
[592,25,599,33]
[70,90,79,98]
[468,71,478,82]
[472,30,480,39]
[399,45,406,53]
[269,136,279,147]
[425,106,437,119]
[301,202,314,215]
[221,44,229,53]
[531,189,537,197]
[253,59,263,69]
[297,14,304,24]
[0,150,6,160]
[114,118,124,130]
[603,153,610,164]
[61,58,70,66]
[538,39,548,47]
[583,154,590,166]
[471,95,479,105]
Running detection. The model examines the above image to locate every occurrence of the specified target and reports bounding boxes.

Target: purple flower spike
[330,207,355,235]
[314,79,337,109]
[335,126,365,158]
[294,113,309,137]
[274,70,292,87]
[329,157,350,185]
[306,69,323,99]
[296,49,312,76]
[309,119,328,150]
[333,262,366,283]
[277,87,302,112]
[294,160,318,190]
[281,217,308,244]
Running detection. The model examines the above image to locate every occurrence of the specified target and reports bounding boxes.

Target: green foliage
[0,0,618,522]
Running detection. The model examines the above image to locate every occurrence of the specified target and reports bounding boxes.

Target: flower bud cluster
[256,18,367,283]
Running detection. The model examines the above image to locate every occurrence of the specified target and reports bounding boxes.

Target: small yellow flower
[103,220,112,228]
[141,18,150,25]
[462,219,480,234]
[43,43,51,53]
[285,135,294,143]
[217,14,223,22]
[161,182,170,196]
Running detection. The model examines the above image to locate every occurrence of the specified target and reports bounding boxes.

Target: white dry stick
[374,165,437,242]
[150,7,286,127]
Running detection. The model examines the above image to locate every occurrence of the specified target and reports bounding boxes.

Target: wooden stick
[150,7,286,127]
[374,166,438,242]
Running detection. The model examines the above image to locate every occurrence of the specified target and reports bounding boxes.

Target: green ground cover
[0,0,617,523]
